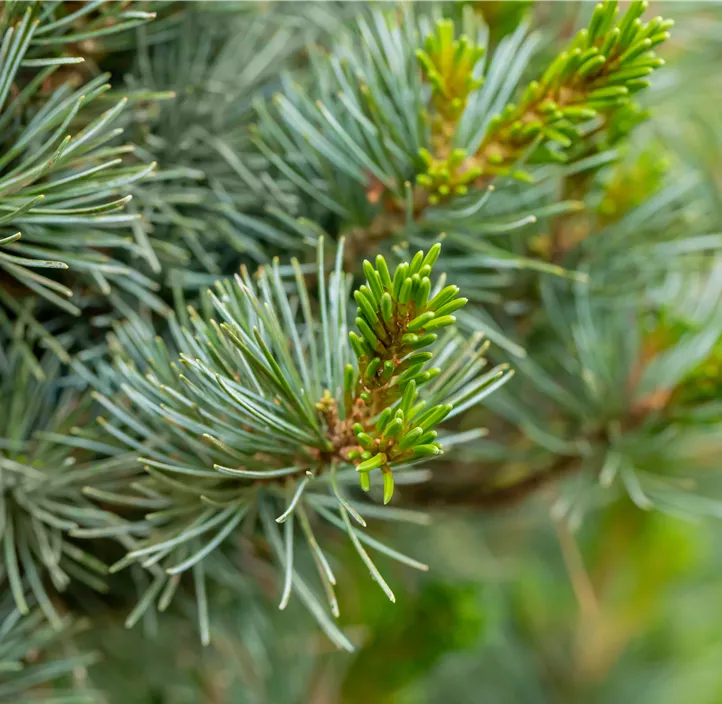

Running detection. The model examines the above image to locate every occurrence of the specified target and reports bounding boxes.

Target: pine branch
[82,240,510,648]
[255,1,671,257]
[467,269,722,520]
[116,2,351,282]
[0,4,163,328]
[0,593,99,703]
[0,326,136,621]
[470,1,671,179]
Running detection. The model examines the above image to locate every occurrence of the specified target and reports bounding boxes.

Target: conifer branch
[0,4,162,326]
[258,1,671,255]
[0,593,99,703]
[85,239,510,646]
[0,326,135,621]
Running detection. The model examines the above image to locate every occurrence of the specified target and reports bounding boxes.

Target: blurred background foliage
[76,499,722,704]
[3,1,722,702]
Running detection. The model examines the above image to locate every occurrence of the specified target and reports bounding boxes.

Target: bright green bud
[400,379,417,417]
[399,278,413,304]
[407,311,435,333]
[356,453,386,472]
[383,418,404,438]
[359,472,371,492]
[409,397,425,414]
[398,427,424,450]
[420,244,441,271]
[561,106,597,120]
[383,472,394,504]
[417,403,453,431]
[418,147,434,167]
[365,356,381,379]
[373,318,391,344]
[344,364,355,394]
[541,51,569,86]
[410,444,442,458]
[376,408,392,433]
[397,363,425,385]
[516,117,536,139]
[487,115,503,133]
[380,360,395,381]
[360,284,377,307]
[381,292,394,322]
[600,28,621,57]
[363,260,383,301]
[544,128,572,148]
[354,290,378,325]
[607,66,653,82]
[426,285,459,311]
[392,263,408,299]
[410,371,434,386]
[357,432,376,450]
[578,46,600,64]
[417,430,438,445]
[349,332,370,358]
[578,54,606,78]
[435,298,467,317]
[410,273,420,299]
[626,78,649,92]
[588,85,629,100]
[521,80,541,105]
[408,334,437,349]
[619,14,643,48]
[424,315,456,332]
[415,277,431,310]
[376,255,393,291]
[559,48,582,82]
[629,56,665,71]
[408,250,424,276]
[587,2,607,43]
[511,169,534,183]
[407,351,433,365]
[356,317,381,351]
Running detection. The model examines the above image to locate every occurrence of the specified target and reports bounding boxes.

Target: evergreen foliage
[0,3,161,334]
[0,324,134,622]
[87,239,505,649]
[1,1,722,701]
[0,591,98,704]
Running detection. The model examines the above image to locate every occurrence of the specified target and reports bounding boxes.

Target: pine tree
[2,2,722,702]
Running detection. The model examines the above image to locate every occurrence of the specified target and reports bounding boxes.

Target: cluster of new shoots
[416,148,483,205]
[416,19,485,123]
[346,243,467,502]
[414,1,672,204]
[415,20,485,202]
[480,0,672,176]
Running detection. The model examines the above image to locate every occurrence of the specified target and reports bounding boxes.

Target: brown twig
[408,452,581,510]
[472,454,580,508]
